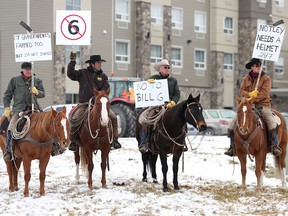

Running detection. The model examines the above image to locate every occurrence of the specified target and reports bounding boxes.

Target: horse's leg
[39,155,51,196]
[13,159,22,191]
[172,152,182,190]
[159,153,169,192]
[22,156,32,197]
[141,152,148,182]
[238,153,247,194]
[151,153,158,183]
[86,150,94,190]
[254,154,263,193]
[278,138,287,189]
[100,149,109,189]
[6,161,14,192]
[74,146,80,184]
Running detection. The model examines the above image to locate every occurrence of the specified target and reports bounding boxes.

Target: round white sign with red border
[56,10,91,45]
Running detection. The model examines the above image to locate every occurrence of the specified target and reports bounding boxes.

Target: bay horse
[234,97,287,194]
[13,107,69,197]
[136,94,207,192]
[73,88,112,190]
[0,116,22,192]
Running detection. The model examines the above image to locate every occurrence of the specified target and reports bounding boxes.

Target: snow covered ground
[0,136,287,216]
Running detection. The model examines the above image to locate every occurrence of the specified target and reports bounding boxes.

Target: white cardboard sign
[252,24,285,62]
[56,10,91,45]
[133,79,169,108]
[14,33,52,62]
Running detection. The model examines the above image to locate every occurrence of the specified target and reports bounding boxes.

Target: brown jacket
[239,72,271,108]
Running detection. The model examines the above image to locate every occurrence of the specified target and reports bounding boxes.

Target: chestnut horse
[73,88,112,190]
[234,97,287,194]
[136,94,207,192]
[0,116,22,192]
[12,107,69,197]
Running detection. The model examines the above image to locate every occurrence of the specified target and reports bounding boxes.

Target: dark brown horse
[13,107,69,197]
[73,88,112,190]
[234,97,287,194]
[136,94,207,192]
[0,116,22,192]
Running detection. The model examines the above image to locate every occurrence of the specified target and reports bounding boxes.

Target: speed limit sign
[56,10,91,45]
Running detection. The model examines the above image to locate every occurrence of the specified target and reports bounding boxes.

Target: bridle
[185,101,202,130]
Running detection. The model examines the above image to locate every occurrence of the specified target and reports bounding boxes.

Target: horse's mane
[29,111,53,131]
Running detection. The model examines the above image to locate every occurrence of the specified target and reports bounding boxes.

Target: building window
[66,0,80,10]
[275,57,284,74]
[224,17,233,34]
[151,3,163,25]
[65,45,81,65]
[194,11,206,33]
[66,93,78,104]
[115,40,130,63]
[257,0,267,3]
[172,7,183,30]
[224,53,233,70]
[171,47,182,67]
[275,0,284,7]
[115,0,130,22]
[150,45,162,63]
[195,49,206,69]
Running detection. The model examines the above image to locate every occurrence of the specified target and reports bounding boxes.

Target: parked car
[186,124,199,136]
[281,112,288,125]
[43,104,77,118]
[202,109,236,136]
[0,105,4,116]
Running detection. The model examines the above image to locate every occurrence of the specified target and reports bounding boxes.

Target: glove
[147,79,155,83]
[248,90,258,98]
[70,52,76,62]
[166,101,176,108]
[31,86,39,95]
[4,107,11,119]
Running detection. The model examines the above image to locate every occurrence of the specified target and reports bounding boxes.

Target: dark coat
[67,61,110,103]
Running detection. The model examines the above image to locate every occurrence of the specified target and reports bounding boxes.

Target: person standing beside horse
[3,62,45,161]
[224,58,282,157]
[138,59,181,153]
[67,53,121,151]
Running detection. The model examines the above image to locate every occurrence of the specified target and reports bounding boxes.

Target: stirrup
[112,140,122,149]
[68,142,77,152]
[3,151,12,161]
[139,143,148,153]
[272,145,282,156]
[224,147,236,157]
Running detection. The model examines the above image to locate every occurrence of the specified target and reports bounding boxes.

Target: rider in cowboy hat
[67,53,121,151]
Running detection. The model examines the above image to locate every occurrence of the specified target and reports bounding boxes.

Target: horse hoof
[174,186,180,190]
[163,188,169,192]
[153,180,158,184]
[142,178,147,183]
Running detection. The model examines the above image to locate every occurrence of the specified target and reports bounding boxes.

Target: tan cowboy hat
[153,59,170,71]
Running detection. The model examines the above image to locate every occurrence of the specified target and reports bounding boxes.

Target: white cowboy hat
[153,59,170,71]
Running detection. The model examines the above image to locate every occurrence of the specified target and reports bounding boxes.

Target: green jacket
[149,74,180,103]
[3,75,45,112]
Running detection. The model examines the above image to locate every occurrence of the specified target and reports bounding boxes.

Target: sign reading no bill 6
[56,10,91,45]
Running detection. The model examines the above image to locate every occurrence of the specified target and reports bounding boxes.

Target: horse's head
[51,107,70,150]
[185,94,207,132]
[236,96,255,135]
[93,88,111,127]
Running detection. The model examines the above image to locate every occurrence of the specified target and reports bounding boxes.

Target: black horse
[136,94,207,192]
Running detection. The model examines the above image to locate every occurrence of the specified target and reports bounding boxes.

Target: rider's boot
[139,131,148,153]
[111,119,121,149]
[224,129,236,157]
[269,127,282,156]
[3,130,12,161]
[183,143,188,152]
[68,141,77,152]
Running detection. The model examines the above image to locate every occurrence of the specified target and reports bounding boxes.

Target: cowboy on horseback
[67,53,121,151]
[138,59,183,153]
[225,58,282,157]
[2,62,45,161]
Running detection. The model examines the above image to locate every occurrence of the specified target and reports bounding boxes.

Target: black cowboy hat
[21,62,32,69]
[245,58,262,69]
[85,55,106,64]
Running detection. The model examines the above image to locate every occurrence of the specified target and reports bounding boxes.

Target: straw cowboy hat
[245,58,262,69]
[85,55,106,64]
[153,59,170,71]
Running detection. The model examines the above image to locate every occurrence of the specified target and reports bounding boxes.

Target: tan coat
[239,72,272,108]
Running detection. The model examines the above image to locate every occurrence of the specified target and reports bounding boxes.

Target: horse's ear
[51,107,57,116]
[236,96,241,105]
[188,94,193,102]
[62,106,67,115]
[106,88,110,96]
[195,93,200,102]
[93,87,99,96]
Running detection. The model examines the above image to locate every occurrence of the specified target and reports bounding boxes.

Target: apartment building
[0,0,287,110]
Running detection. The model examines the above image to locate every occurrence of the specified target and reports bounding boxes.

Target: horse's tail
[80,147,88,177]
[274,155,283,179]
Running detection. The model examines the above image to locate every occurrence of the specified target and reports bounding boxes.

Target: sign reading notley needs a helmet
[252,24,285,62]
[14,33,52,62]
[56,10,91,45]
[133,79,169,108]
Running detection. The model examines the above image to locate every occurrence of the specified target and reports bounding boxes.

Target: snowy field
[0,136,287,216]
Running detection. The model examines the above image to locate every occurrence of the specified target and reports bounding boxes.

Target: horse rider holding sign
[224,58,282,157]
[67,52,121,151]
[3,62,45,161]
[138,59,182,153]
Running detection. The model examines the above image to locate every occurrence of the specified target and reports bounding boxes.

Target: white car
[43,104,77,118]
